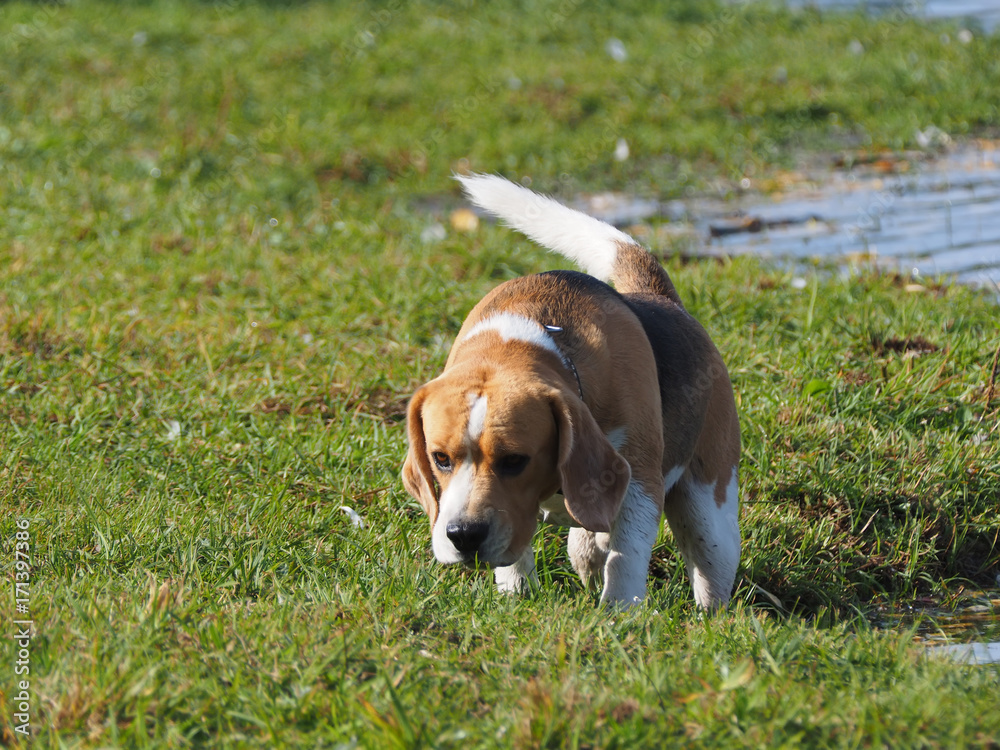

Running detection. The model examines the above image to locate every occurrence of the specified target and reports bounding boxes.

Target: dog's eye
[495,454,529,477]
[431,452,452,471]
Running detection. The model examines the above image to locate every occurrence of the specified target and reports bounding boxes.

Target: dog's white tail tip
[455,172,636,282]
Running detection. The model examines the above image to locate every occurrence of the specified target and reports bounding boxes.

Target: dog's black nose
[446,521,490,555]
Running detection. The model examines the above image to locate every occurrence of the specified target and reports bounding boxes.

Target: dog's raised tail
[456,173,680,303]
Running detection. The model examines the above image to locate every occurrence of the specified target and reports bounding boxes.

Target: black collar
[543,324,584,400]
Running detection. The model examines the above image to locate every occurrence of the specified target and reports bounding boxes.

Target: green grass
[1,0,999,746]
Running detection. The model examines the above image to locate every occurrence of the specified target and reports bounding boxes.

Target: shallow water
[701,144,1000,290]
[929,641,1000,664]
[782,0,1000,30]
[870,591,1000,664]
[571,143,1000,293]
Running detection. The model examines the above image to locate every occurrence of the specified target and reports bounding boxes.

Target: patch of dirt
[256,384,409,424]
[150,233,194,255]
[317,148,427,185]
[839,369,873,386]
[884,272,949,295]
[870,336,940,356]
[0,316,76,360]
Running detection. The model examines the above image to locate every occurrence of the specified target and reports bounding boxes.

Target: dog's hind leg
[663,470,740,610]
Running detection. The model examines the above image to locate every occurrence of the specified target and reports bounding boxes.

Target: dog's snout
[445,520,490,554]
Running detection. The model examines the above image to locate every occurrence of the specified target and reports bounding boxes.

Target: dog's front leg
[494,546,537,594]
[600,481,661,608]
[568,527,610,589]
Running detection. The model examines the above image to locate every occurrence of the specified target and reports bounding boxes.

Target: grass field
[2,0,999,746]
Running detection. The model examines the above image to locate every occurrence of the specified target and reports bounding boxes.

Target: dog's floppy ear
[550,390,630,533]
[402,386,439,520]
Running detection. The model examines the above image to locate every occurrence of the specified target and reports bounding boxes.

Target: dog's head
[402,365,630,567]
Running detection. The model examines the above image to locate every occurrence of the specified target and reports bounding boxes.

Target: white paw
[493,547,537,594]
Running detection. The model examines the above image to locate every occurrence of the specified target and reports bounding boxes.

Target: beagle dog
[403,174,741,609]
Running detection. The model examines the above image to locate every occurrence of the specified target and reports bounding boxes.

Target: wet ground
[782,0,1000,30]
[709,2,1000,291]
[700,143,1000,290]
[871,591,1000,664]
[574,142,1000,294]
